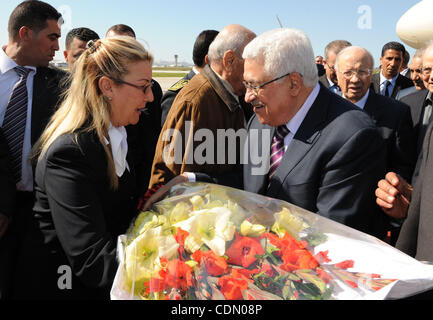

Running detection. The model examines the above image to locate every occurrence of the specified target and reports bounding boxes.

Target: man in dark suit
[160,29,219,126]
[371,42,414,99]
[396,49,426,100]
[241,29,387,238]
[336,46,416,183]
[0,1,67,299]
[376,44,433,260]
[318,40,351,95]
[336,46,417,245]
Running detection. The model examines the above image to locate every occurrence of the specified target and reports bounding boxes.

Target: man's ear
[63,50,69,62]
[289,73,303,94]
[204,54,209,66]
[18,26,33,42]
[222,50,236,71]
[99,76,114,100]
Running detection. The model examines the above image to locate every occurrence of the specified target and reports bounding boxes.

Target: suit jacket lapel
[363,91,380,125]
[371,73,380,94]
[267,85,327,194]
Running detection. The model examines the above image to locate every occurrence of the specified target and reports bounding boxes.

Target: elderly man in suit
[318,40,352,95]
[376,43,433,261]
[0,0,66,299]
[336,46,416,182]
[335,46,417,244]
[241,29,387,238]
[371,42,414,99]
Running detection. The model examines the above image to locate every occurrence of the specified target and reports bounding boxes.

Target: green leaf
[294,270,327,294]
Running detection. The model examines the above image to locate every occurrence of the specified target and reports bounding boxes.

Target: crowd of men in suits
[1,0,433,300]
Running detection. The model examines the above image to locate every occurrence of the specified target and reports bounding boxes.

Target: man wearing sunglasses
[241,29,387,239]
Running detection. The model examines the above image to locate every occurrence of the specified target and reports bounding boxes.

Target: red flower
[158,259,194,292]
[316,267,332,284]
[192,250,228,276]
[226,233,264,268]
[218,272,249,300]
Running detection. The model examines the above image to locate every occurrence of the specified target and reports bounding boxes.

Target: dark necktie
[384,80,392,97]
[269,125,290,182]
[2,66,31,183]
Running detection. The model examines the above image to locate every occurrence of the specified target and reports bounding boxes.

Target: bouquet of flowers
[111,183,433,300]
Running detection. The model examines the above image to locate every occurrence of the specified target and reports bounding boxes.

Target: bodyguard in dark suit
[0,1,66,299]
[242,29,387,238]
[371,42,414,99]
[161,29,219,126]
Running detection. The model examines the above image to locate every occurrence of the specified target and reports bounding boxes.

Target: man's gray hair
[242,28,318,88]
[335,46,375,71]
[207,27,252,62]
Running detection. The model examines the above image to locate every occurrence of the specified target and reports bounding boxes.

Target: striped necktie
[2,66,31,183]
[269,125,290,181]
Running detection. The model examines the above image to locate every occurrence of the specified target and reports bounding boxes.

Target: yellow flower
[240,220,266,237]
[272,207,309,239]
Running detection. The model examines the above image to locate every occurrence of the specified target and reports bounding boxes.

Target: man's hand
[376,172,413,220]
[0,213,10,239]
[142,174,189,211]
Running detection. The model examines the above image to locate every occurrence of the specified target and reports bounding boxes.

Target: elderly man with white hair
[242,28,388,238]
[335,46,416,245]
[148,24,256,191]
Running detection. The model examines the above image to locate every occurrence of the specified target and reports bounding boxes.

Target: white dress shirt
[379,71,398,96]
[282,82,320,150]
[104,124,130,177]
[0,47,37,192]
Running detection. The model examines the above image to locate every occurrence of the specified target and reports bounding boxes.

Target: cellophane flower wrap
[111,183,433,300]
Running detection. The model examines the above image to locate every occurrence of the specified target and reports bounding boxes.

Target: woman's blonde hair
[34,36,153,189]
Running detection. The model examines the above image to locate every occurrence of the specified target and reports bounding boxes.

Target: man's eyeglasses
[113,79,153,94]
[339,69,372,80]
[243,72,299,96]
[422,66,432,76]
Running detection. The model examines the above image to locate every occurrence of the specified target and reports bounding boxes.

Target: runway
[153,77,183,93]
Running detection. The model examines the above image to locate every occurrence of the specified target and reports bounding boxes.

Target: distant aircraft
[397,0,433,49]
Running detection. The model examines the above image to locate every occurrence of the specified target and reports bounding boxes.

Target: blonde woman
[13,36,154,300]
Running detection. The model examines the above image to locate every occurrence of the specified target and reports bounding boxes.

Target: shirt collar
[346,89,370,110]
[0,46,37,76]
[104,123,129,177]
[380,71,398,86]
[285,83,320,136]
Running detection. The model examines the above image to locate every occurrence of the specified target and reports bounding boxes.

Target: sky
[0,0,423,66]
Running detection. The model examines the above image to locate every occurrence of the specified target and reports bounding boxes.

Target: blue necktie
[384,80,392,97]
[2,66,31,183]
